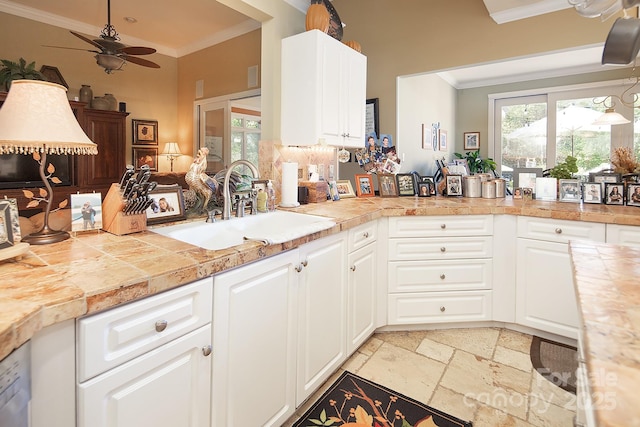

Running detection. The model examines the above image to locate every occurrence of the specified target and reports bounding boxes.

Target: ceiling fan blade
[70,30,103,50]
[125,56,161,68]
[42,44,100,53]
[121,46,156,55]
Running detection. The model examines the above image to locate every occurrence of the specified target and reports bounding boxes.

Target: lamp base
[22,228,70,245]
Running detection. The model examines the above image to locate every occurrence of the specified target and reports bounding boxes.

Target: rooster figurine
[185,147,219,214]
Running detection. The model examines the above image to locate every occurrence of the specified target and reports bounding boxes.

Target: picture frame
[604,182,624,205]
[438,129,448,151]
[420,176,436,195]
[132,119,158,145]
[589,171,622,192]
[396,173,417,196]
[448,158,470,176]
[336,180,356,198]
[446,175,463,196]
[535,177,557,201]
[522,188,533,201]
[464,132,480,150]
[5,198,21,242]
[365,98,379,137]
[382,158,401,174]
[355,174,375,197]
[513,168,543,192]
[133,147,158,171]
[627,183,640,206]
[513,187,523,199]
[70,192,103,232]
[251,179,269,194]
[328,181,340,201]
[558,179,581,203]
[377,173,398,197]
[583,182,602,204]
[146,184,186,224]
[0,200,15,249]
[418,182,431,197]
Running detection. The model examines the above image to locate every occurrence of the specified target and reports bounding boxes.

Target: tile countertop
[1,195,639,361]
[569,241,640,427]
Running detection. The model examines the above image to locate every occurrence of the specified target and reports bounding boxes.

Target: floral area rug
[292,371,473,427]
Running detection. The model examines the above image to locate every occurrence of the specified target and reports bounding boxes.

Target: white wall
[397,73,457,176]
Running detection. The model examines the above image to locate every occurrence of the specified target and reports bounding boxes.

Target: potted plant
[547,156,578,179]
[454,149,497,174]
[0,58,45,91]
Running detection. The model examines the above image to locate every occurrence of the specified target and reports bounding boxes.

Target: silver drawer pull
[155,320,168,332]
[440,274,446,280]
[202,345,212,357]
[363,232,369,238]
[440,247,446,252]
[555,228,563,234]
[440,306,446,312]
[440,224,446,229]
[301,260,308,267]
[350,265,356,272]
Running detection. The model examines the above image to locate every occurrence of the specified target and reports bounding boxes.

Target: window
[492,81,638,189]
[231,112,261,175]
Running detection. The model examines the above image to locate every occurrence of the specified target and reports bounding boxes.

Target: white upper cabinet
[281,29,367,148]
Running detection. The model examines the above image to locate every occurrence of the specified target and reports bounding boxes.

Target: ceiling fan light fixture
[95,54,126,73]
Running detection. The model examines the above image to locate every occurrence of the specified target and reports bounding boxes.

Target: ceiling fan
[45,0,160,74]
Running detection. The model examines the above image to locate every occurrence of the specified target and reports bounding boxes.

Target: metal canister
[462,175,482,198]
[494,178,506,198]
[482,180,496,198]
[477,173,492,182]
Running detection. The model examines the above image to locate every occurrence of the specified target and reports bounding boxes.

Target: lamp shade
[592,108,631,125]
[0,80,97,155]
[162,142,182,156]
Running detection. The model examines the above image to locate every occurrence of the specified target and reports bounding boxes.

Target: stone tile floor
[284,327,576,427]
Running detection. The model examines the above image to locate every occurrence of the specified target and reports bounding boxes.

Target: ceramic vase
[90,96,110,110]
[305,3,330,33]
[103,93,117,111]
[79,85,93,104]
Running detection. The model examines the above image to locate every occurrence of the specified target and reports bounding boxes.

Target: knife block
[102,183,147,235]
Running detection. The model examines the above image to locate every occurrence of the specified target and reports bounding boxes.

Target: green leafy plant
[547,156,578,179]
[454,149,497,174]
[0,57,45,91]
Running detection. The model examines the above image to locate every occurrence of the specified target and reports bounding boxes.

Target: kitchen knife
[119,165,135,188]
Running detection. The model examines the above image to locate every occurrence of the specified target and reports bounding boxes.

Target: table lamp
[0,80,98,245]
[162,142,182,172]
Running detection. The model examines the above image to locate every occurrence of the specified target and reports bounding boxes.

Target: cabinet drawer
[388,215,493,238]
[388,291,492,324]
[388,236,492,260]
[348,221,377,252]
[389,259,492,293]
[78,278,212,382]
[606,224,640,247]
[517,217,605,244]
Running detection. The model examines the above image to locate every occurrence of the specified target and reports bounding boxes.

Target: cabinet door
[78,110,127,187]
[78,325,212,427]
[606,224,640,247]
[297,234,347,406]
[341,48,367,147]
[516,238,578,339]
[319,34,343,145]
[347,242,377,354]
[212,251,298,427]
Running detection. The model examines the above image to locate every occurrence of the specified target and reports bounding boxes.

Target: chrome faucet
[222,160,260,220]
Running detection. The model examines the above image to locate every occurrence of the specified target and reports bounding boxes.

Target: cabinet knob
[555,228,563,234]
[202,345,212,357]
[440,274,446,280]
[440,247,446,252]
[350,265,356,272]
[295,264,303,273]
[363,232,369,238]
[440,306,446,312]
[440,224,446,229]
[155,320,168,332]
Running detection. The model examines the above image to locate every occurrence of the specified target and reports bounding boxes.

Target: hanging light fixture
[592,70,640,124]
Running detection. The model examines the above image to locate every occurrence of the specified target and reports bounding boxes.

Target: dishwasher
[0,342,31,427]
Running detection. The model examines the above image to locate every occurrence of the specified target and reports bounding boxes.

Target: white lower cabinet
[515,217,605,339]
[77,278,213,427]
[212,232,349,427]
[606,223,640,246]
[387,215,493,324]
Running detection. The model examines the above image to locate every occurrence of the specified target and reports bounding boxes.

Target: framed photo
[513,168,543,192]
[590,171,622,192]
[438,129,448,151]
[146,184,186,224]
[382,158,401,174]
[0,200,15,249]
[446,175,462,196]
[418,182,431,197]
[604,182,624,205]
[627,184,640,206]
[559,179,581,203]
[522,188,533,201]
[396,173,417,196]
[336,180,356,198]
[377,173,398,197]
[251,179,269,193]
[355,174,375,197]
[464,132,480,150]
[5,198,21,242]
[365,98,379,137]
[535,177,557,201]
[513,187,523,199]
[583,182,602,204]
[133,147,158,171]
[70,192,103,232]
[328,181,340,201]
[420,176,436,195]
[449,158,470,176]
[132,119,158,145]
